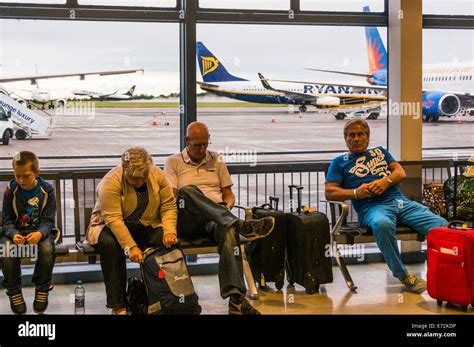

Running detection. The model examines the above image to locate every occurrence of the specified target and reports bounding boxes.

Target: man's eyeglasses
[189,141,210,149]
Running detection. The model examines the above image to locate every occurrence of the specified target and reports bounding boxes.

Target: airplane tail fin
[196,42,247,83]
[363,6,387,72]
[124,85,136,97]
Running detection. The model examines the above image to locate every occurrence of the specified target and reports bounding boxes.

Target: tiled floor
[0,262,472,315]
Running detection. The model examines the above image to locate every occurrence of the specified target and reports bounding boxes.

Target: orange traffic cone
[151,115,158,126]
[271,116,276,123]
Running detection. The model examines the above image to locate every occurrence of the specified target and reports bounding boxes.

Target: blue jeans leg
[0,237,22,292]
[397,200,448,235]
[361,202,408,279]
[32,235,56,291]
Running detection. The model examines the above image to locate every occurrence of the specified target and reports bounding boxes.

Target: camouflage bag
[444,175,474,221]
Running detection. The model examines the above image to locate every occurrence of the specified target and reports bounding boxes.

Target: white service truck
[0,105,14,145]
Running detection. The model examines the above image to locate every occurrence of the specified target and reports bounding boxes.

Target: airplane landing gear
[422,114,439,122]
[335,112,347,120]
[299,105,307,113]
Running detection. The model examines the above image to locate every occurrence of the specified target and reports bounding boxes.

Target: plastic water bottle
[74,280,85,314]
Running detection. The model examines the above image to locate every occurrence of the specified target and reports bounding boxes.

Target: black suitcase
[285,185,333,294]
[245,196,286,290]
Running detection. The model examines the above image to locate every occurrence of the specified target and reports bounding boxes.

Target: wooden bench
[72,171,260,299]
[322,160,450,292]
[0,172,69,257]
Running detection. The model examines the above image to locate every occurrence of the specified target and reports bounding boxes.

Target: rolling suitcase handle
[269,196,279,210]
[448,220,472,230]
[288,185,304,214]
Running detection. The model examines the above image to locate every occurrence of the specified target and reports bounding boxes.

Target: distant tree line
[131,91,210,100]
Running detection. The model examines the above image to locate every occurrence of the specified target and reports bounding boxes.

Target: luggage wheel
[436,300,443,307]
[305,285,319,295]
[461,305,469,312]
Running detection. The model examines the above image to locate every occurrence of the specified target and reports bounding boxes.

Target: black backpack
[141,247,201,315]
[126,276,148,315]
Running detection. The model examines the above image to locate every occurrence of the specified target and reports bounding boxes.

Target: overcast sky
[0,0,473,97]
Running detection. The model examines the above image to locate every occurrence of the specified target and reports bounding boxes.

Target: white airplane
[0,68,143,109]
[71,85,136,101]
[196,42,386,114]
[303,6,474,121]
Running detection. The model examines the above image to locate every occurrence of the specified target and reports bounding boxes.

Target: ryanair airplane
[72,85,136,101]
[196,42,386,114]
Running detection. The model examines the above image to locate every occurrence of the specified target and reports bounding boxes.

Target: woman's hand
[129,246,144,264]
[163,233,177,248]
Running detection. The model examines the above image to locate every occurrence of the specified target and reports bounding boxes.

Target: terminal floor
[0,262,471,315]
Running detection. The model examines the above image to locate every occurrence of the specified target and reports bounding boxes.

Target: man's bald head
[186,122,209,138]
[185,122,210,163]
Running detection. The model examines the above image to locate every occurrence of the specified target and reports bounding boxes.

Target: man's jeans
[97,224,163,309]
[1,234,56,293]
[360,198,448,279]
[176,185,245,299]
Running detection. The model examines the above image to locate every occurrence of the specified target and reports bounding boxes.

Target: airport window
[422,28,474,156]
[0,0,65,3]
[78,0,176,6]
[300,0,384,12]
[197,23,388,161]
[198,0,288,10]
[423,0,474,16]
[0,19,179,169]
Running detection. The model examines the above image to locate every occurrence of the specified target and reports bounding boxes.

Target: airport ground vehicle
[0,106,14,145]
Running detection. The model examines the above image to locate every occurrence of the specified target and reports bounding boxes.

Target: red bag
[427,221,474,311]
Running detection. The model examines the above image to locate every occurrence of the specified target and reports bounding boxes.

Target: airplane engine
[422,91,460,119]
[315,96,340,107]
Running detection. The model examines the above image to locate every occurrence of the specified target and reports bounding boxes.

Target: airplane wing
[268,78,387,93]
[0,67,144,84]
[258,73,318,102]
[305,67,372,78]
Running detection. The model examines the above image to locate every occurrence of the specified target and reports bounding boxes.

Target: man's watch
[124,247,131,257]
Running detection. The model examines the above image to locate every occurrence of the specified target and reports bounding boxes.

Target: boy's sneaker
[33,286,52,314]
[228,295,261,315]
[236,217,275,241]
[111,307,129,315]
[7,288,27,315]
[399,273,427,294]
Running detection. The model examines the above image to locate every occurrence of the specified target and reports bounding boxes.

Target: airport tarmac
[0,106,473,169]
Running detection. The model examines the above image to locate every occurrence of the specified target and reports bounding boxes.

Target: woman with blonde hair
[87,147,177,315]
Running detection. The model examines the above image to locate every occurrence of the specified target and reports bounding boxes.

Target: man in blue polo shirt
[325,119,447,293]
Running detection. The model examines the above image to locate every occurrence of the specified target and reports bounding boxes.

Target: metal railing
[0,159,461,245]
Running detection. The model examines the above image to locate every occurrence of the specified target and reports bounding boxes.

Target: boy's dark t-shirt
[17,180,42,231]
